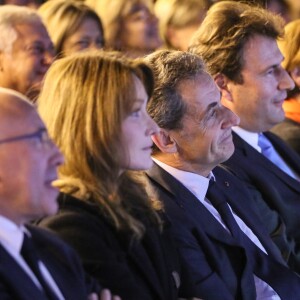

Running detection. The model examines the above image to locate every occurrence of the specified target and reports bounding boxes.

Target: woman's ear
[151,129,178,154]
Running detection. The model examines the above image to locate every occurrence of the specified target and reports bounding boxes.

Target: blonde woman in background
[154,0,211,51]
[36,51,180,300]
[38,0,104,57]
[85,0,161,58]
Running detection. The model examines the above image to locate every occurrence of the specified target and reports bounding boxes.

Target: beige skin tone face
[0,22,54,100]
[153,74,240,177]
[62,17,104,56]
[219,34,295,132]
[120,4,162,57]
[167,22,202,51]
[120,76,158,172]
[0,91,63,225]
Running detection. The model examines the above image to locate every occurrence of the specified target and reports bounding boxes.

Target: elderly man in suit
[189,0,300,272]
[0,87,120,300]
[144,49,300,300]
[0,5,54,102]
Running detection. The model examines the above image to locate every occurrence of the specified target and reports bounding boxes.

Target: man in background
[0,5,54,102]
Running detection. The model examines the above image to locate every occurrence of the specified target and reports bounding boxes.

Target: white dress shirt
[0,215,64,300]
[152,157,280,300]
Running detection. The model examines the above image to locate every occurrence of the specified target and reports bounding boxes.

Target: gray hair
[144,50,208,153]
[145,50,207,130]
[0,5,43,53]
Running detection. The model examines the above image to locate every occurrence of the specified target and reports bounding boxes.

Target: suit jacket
[271,118,300,156]
[37,193,180,300]
[0,224,99,300]
[223,132,300,269]
[146,163,300,300]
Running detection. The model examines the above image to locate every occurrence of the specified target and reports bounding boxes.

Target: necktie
[258,133,296,178]
[207,180,242,240]
[206,180,300,298]
[21,234,58,300]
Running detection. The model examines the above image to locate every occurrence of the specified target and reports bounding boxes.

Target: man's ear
[152,129,178,154]
[214,73,233,102]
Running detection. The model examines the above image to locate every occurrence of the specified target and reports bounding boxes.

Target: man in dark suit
[0,88,119,300]
[189,1,300,273]
[144,50,300,299]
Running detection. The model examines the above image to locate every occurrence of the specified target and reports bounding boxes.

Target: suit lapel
[28,227,86,300]
[213,171,285,263]
[127,238,165,300]
[233,132,300,192]
[0,244,47,300]
[265,131,300,175]
[147,163,242,247]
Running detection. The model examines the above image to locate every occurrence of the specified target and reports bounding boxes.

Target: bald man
[0,88,120,300]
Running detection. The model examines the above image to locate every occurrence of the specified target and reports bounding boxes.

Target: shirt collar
[152,157,215,202]
[232,126,261,152]
[0,215,28,252]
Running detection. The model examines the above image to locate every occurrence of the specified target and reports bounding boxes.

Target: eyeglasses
[0,128,52,147]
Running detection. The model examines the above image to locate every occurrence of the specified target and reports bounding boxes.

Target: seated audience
[154,0,211,51]
[0,0,45,9]
[189,0,300,273]
[265,0,292,24]
[36,51,180,300]
[0,5,54,102]
[85,0,162,58]
[271,19,300,155]
[0,87,119,300]
[286,0,300,19]
[38,0,104,58]
[145,49,300,300]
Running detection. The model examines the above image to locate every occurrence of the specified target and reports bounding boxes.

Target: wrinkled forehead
[178,73,219,112]
[125,0,152,15]
[178,72,215,97]
[13,21,50,42]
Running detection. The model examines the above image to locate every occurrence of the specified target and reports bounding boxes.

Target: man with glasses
[0,88,120,300]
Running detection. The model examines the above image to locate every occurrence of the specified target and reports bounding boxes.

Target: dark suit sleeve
[0,282,15,300]
[37,211,152,300]
[168,216,236,300]
[220,163,300,274]
[271,118,300,156]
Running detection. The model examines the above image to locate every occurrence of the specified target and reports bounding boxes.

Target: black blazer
[0,225,99,300]
[146,163,300,300]
[271,118,300,156]
[37,193,180,300]
[223,132,300,251]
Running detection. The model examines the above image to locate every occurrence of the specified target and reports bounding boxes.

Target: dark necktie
[21,234,58,300]
[207,180,242,240]
[206,180,300,298]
